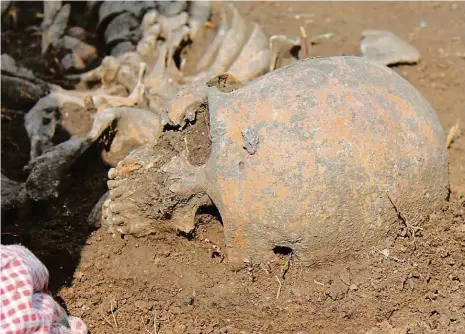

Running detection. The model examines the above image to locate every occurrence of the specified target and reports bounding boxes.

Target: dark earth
[1,2,465,333]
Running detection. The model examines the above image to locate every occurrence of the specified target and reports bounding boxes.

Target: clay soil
[1,2,465,333]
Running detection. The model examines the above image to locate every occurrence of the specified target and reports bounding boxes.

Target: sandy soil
[1,2,464,333]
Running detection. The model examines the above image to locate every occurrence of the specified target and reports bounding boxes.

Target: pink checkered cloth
[1,244,87,334]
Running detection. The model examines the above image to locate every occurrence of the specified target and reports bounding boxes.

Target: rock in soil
[360,29,421,65]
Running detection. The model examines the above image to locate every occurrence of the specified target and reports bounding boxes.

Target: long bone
[185,5,247,84]
[24,62,147,162]
[195,9,228,73]
[21,106,163,205]
[22,0,302,191]
[41,2,70,54]
[141,9,188,39]
[91,62,147,111]
[227,23,270,82]
[187,0,211,41]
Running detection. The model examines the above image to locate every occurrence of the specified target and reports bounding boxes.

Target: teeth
[110,187,125,199]
[109,202,129,214]
[108,168,118,180]
[107,180,123,189]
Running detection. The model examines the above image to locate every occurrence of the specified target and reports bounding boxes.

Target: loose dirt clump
[1,2,465,333]
[56,199,465,333]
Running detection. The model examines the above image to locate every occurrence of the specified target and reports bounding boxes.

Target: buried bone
[19,1,301,212]
[95,107,164,167]
[24,61,147,163]
[25,137,94,201]
[97,1,156,30]
[103,56,449,265]
[104,12,141,47]
[41,2,97,71]
[228,24,270,82]
[10,105,162,208]
[157,1,187,17]
[140,9,188,39]
[26,1,297,152]
[103,143,212,237]
[188,0,212,41]
[1,74,49,103]
[204,5,247,77]
[195,9,228,73]
[41,2,70,54]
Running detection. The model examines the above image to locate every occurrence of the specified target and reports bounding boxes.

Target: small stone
[184,296,195,306]
[381,248,390,258]
[360,30,421,65]
[160,250,171,258]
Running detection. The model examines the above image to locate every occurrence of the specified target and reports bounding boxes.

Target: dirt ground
[1,1,465,333]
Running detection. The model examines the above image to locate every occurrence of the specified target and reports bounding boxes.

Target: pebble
[360,29,421,65]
